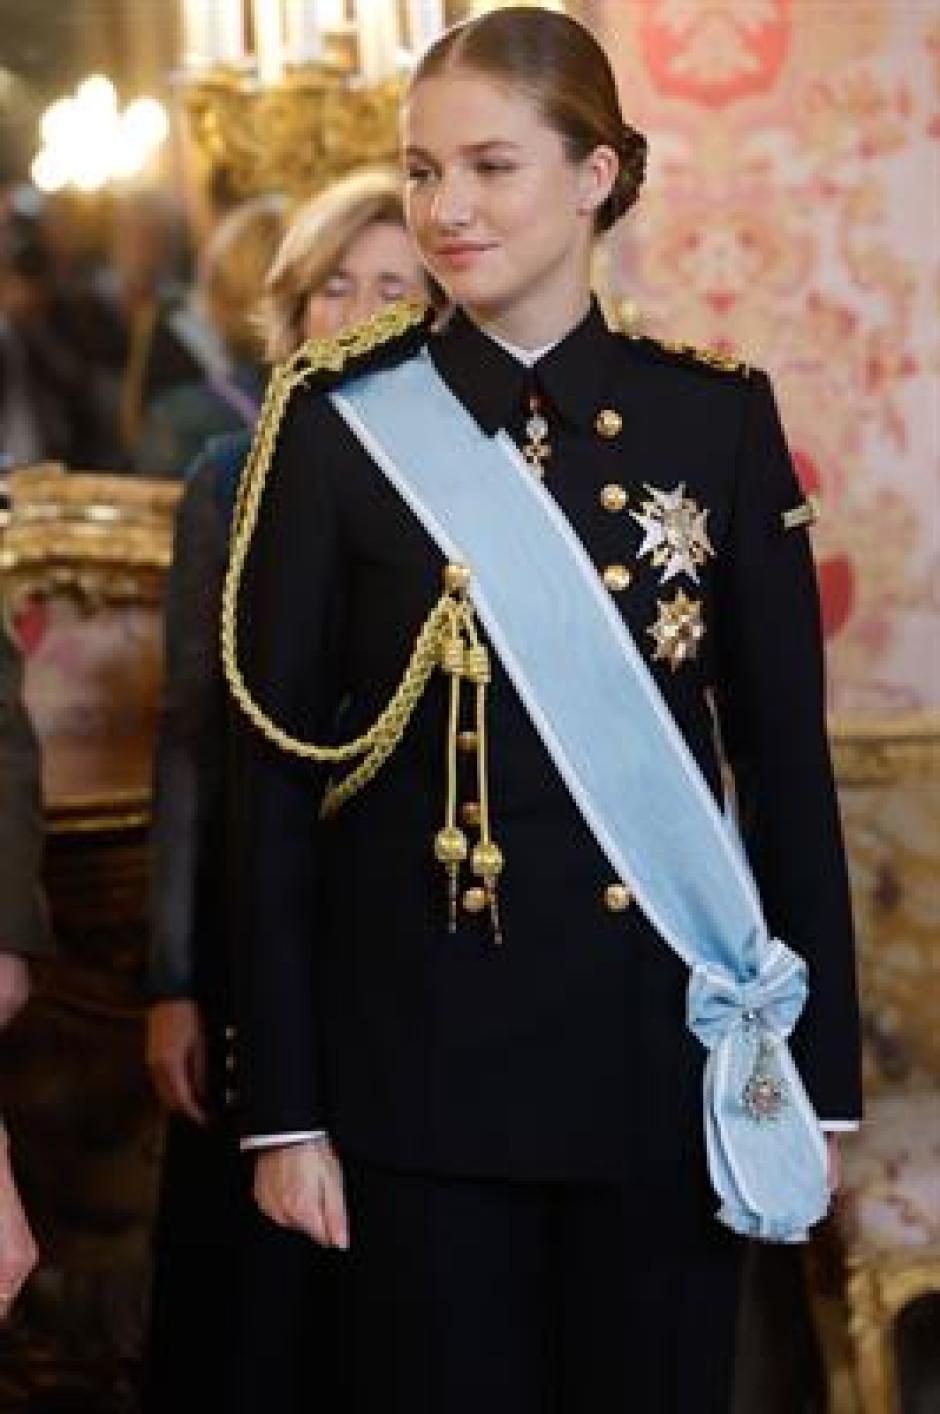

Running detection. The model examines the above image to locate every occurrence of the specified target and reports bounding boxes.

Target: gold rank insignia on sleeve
[782,495,820,531]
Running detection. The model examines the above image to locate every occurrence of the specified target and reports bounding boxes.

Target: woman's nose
[431,174,472,230]
[347,290,374,326]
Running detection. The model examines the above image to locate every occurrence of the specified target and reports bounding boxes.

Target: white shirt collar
[482,327,562,368]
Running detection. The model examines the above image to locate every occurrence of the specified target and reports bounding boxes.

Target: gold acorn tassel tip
[461,603,505,945]
[435,593,469,933]
[434,565,505,945]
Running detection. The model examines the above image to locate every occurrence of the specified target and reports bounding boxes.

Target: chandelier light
[31,76,169,194]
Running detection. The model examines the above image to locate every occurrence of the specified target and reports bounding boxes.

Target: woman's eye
[406,167,434,186]
[379,279,407,302]
[476,160,515,176]
[322,277,352,298]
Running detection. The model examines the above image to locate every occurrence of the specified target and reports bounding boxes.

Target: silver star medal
[631,482,715,584]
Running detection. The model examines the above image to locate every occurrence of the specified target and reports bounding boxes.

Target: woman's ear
[577,145,619,216]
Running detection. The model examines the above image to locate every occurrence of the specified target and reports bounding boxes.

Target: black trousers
[343,1157,745,1414]
[142,1115,351,1413]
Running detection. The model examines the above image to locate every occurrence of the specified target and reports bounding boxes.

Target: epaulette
[283,298,432,392]
[624,330,750,378]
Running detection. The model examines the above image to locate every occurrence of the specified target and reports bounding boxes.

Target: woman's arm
[0,626,51,962]
[232,392,347,1143]
[0,1124,38,1316]
[146,457,230,1121]
[148,457,230,1002]
[712,370,862,1125]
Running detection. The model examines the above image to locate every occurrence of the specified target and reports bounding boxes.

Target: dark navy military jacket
[234,300,861,1184]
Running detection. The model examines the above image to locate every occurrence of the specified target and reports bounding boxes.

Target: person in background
[0,193,107,470]
[0,617,53,1318]
[72,191,195,467]
[134,195,286,480]
[142,166,428,1412]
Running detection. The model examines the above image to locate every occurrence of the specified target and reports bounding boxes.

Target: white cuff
[819,1120,860,1133]
[240,1129,328,1152]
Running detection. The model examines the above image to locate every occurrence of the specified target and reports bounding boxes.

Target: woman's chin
[436,270,513,314]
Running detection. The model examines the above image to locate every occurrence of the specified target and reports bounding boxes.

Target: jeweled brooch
[741,1036,788,1123]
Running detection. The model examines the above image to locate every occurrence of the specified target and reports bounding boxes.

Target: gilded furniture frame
[817,717,940,1414]
[0,463,181,834]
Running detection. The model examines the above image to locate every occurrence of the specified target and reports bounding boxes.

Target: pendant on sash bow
[632,482,714,585]
[647,589,705,671]
[522,392,551,478]
[742,1033,788,1123]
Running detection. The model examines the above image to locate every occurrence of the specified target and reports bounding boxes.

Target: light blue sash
[332,350,830,1243]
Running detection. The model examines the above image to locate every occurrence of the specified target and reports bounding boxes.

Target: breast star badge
[631,483,714,584]
[647,589,705,672]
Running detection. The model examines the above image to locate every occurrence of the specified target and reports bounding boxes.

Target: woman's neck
[464,281,592,354]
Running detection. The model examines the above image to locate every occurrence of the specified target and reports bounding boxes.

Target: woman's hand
[826,1133,842,1194]
[253,1139,349,1250]
[146,999,208,1125]
[0,1133,38,1318]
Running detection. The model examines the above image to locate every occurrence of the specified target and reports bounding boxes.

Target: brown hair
[200,195,287,363]
[258,167,413,363]
[410,7,647,234]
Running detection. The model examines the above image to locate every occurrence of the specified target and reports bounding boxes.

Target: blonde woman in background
[142,166,428,1414]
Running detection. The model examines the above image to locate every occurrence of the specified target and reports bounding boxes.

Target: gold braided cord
[219,297,508,939]
[220,298,446,786]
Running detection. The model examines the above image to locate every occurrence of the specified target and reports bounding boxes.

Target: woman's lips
[433,243,496,270]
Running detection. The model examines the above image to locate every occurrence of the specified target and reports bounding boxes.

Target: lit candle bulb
[316,0,345,29]
[252,0,285,84]
[182,0,245,66]
[284,0,323,63]
[406,0,444,53]
[358,0,400,84]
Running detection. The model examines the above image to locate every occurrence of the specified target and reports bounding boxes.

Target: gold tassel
[434,600,469,932]
[463,630,504,945]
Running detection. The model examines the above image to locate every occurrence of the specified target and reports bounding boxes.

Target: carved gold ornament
[180,69,401,201]
[631,482,715,585]
[647,589,706,672]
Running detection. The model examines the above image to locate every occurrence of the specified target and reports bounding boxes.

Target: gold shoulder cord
[220,299,505,942]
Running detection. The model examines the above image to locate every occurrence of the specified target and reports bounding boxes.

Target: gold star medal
[631,483,715,584]
[647,589,706,672]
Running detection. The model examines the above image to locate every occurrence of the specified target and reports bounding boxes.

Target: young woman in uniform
[227,11,861,1411]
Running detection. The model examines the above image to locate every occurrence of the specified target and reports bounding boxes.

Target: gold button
[225,1052,236,1073]
[224,1087,237,1107]
[457,730,478,754]
[224,1024,236,1041]
[600,483,627,513]
[443,562,472,593]
[603,883,632,912]
[461,801,482,828]
[595,409,622,439]
[462,886,487,914]
[602,563,632,593]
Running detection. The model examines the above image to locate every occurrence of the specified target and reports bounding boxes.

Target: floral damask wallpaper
[585,0,939,714]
